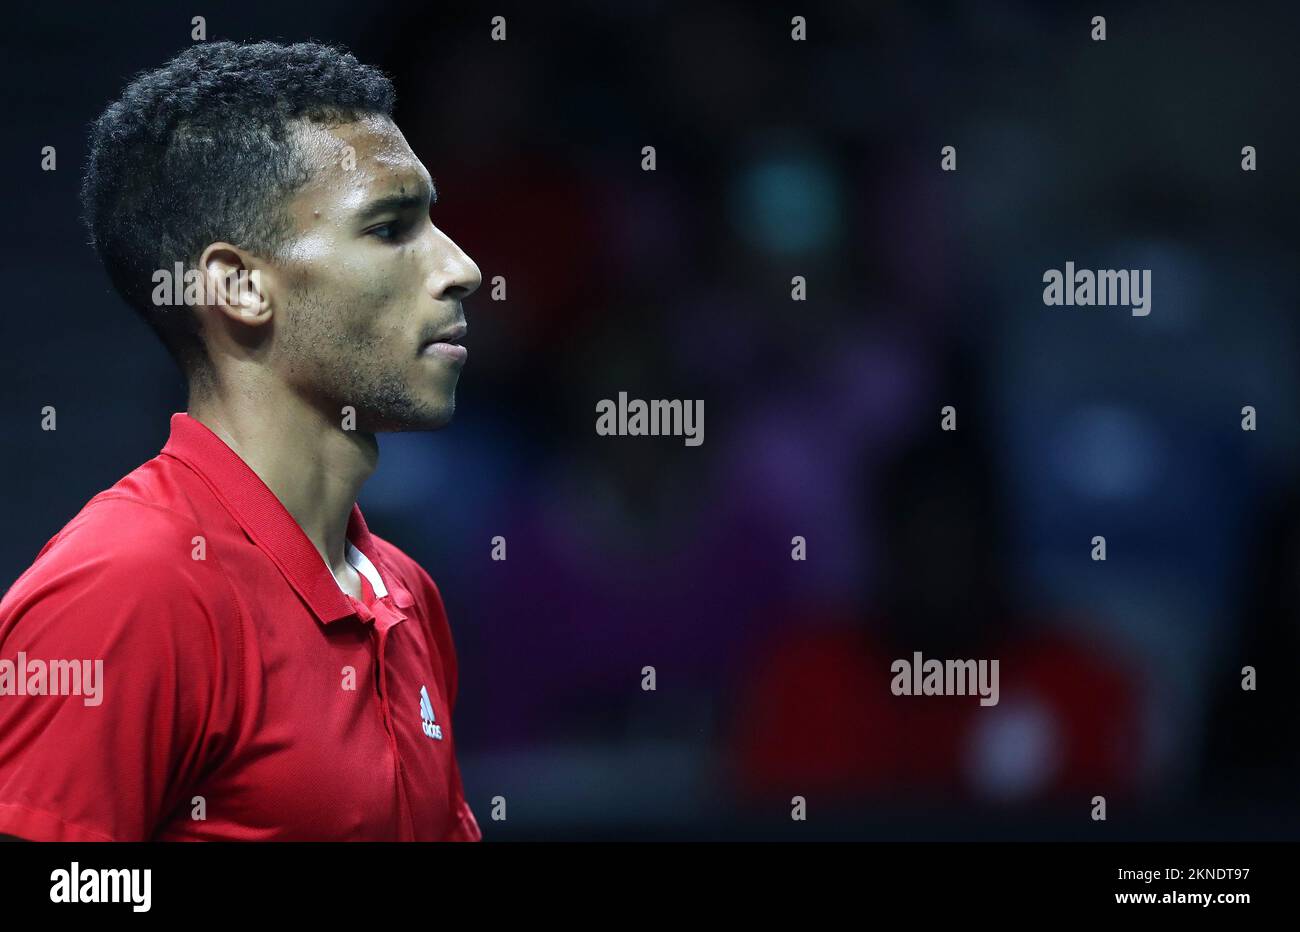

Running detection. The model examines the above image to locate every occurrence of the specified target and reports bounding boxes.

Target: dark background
[3,0,1299,839]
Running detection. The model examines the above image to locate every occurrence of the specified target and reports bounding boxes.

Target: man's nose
[428,226,482,302]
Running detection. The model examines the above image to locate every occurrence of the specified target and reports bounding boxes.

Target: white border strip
[344,541,389,599]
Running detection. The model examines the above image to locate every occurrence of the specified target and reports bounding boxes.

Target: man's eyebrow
[355,179,438,221]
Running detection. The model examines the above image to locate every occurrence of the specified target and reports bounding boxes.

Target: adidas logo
[420,685,443,740]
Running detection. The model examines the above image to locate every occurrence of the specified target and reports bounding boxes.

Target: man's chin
[365,397,455,433]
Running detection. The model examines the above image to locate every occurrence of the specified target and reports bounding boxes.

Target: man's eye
[368,221,406,241]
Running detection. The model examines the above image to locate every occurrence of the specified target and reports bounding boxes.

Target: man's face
[268,114,481,432]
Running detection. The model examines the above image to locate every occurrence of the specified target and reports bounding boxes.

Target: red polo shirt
[0,413,481,841]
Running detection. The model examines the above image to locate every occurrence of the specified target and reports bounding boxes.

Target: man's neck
[187,383,379,589]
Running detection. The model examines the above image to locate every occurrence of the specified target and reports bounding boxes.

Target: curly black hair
[80,40,396,373]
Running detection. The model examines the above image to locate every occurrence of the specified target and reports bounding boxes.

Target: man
[0,40,483,840]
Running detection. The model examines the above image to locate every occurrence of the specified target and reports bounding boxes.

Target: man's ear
[199,243,272,326]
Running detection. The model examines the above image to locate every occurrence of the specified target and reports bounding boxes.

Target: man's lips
[420,323,468,363]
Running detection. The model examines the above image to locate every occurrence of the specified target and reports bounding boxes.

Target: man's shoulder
[3,457,230,611]
[0,458,242,683]
[49,464,212,562]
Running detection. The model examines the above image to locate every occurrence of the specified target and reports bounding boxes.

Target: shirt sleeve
[0,499,240,841]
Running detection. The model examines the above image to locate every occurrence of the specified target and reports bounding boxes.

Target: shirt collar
[159,412,414,623]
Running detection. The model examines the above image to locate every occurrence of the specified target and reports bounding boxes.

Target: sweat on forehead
[291,118,431,196]
[296,115,414,165]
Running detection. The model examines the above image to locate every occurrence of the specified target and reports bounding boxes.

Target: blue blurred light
[731,152,841,255]
[1056,406,1163,501]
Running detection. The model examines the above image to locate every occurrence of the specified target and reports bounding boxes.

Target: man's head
[81,41,481,431]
